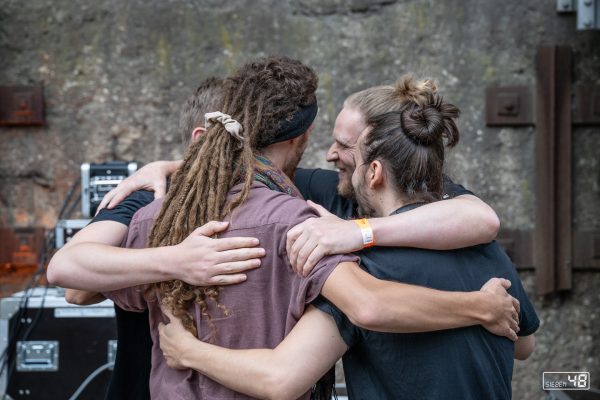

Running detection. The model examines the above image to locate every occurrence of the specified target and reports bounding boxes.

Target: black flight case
[0,287,117,400]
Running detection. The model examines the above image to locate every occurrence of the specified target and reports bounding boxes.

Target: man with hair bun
[158,76,539,400]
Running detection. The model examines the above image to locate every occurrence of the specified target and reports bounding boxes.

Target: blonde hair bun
[393,75,438,107]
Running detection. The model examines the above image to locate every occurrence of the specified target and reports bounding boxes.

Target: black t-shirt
[314,203,540,400]
[294,168,473,218]
[92,190,154,400]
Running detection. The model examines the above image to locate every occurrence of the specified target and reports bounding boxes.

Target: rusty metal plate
[573,85,600,125]
[0,86,45,126]
[0,227,46,266]
[485,86,534,126]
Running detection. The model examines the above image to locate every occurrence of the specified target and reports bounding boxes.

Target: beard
[337,175,356,199]
[347,170,376,217]
[283,139,307,179]
[354,186,376,217]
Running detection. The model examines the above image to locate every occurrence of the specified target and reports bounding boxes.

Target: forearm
[179,340,291,399]
[369,195,500,250]
[323,263,491,333]
[48,243,174,291]
[164,306,345,400]
[162,160,183,175]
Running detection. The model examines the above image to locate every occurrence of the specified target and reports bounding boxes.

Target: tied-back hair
[361,76,460,202]
[179,77,226,149]
[345,74,437,119]
[148,56,318,336]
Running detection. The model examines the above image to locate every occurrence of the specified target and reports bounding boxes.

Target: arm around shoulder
[321,262,519,340]
[369,194,500,250]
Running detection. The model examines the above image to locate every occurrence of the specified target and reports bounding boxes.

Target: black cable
[0,268,45,378]
[6,280,49,380]
[57,178,80,221]
[64,196,81,220]
[0,266,44,362]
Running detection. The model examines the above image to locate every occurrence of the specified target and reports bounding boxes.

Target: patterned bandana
[253,154,303,198]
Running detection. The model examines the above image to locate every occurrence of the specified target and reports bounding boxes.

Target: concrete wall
[1,1,598,398]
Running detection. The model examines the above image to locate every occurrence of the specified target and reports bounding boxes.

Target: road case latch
[16,341,59,371]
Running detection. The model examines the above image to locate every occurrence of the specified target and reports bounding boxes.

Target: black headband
[259,101,318,147]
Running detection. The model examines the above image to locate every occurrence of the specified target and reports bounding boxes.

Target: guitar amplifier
[0,288,117,400]
[81,161,137,218]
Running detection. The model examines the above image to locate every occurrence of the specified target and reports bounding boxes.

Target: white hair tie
[205,112,244,142]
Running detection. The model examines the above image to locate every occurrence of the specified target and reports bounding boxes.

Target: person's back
[110,180,355,399]
[319,205,538,400]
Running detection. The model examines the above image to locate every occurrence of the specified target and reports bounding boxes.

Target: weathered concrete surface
[0,1,598,398]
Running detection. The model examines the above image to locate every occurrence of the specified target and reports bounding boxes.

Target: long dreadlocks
[148,56,318,336]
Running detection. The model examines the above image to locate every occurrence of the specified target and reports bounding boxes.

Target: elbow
[483,208,500,242]
[345,296,384,331]
[514,335,535,360]
[64,289,87,305]
[262,369,306,400]
[263,387,296,400]
[46,254,66,287]
[514,348,534,361]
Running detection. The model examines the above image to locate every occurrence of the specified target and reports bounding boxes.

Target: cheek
[351,169,359,187]
[341,151,356,168]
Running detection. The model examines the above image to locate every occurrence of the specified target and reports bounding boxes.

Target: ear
[367,160,385,190]
[190,126,206,142]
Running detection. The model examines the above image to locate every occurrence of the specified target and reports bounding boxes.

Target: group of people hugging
[48,56,539,400]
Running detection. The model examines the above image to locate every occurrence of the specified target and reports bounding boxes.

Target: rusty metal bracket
[485,86,535,126]
[573,85,600,125]
[0,86,45,126]
[0,228,46,266]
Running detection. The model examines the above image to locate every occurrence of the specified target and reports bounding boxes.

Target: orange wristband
[354,218,375,248]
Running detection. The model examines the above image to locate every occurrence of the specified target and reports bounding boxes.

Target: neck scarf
[253,154,302,198]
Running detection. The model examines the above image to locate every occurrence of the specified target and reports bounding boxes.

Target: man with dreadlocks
[47,77,265,400]
[103,57,519,399]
